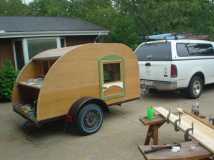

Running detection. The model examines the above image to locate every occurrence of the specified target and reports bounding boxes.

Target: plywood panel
[12,62,41,104]
[155,107,214,153]
[37,43,140,120]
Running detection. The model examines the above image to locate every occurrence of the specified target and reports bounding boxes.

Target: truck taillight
[171,64,177,78]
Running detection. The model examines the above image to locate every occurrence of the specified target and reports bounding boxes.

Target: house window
[103,63,121,83]
[13,37,63,69]
[27,38,58,59]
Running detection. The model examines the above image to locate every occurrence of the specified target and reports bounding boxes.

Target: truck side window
[103,63,121,83]
[176,43,189,57]
[187,43,214,56]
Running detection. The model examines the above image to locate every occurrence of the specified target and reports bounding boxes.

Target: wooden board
[32,45,81,60]
[138,142,211,160]
[154,107,214,153]
[182,109,214,130]
[18,82,41,90]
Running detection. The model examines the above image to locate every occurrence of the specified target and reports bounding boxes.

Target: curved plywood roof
[32,45,82,60]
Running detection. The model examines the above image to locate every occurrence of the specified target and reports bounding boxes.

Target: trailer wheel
[77,103,103,135]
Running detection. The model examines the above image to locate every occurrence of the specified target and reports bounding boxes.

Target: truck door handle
[145,63,151,66]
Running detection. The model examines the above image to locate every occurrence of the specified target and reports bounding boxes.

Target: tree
[1,0,214,47]
[114,0,214,37]
[29,0,71,16]
[0,0,30,16]
[69,0,141,48]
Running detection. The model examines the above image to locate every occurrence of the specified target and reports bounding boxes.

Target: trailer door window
[103,63,121,83]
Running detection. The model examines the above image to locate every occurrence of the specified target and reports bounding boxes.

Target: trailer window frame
[98,55,125,100]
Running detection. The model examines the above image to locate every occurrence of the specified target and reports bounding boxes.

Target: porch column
[12,40,18,70]
[22,38,29,64]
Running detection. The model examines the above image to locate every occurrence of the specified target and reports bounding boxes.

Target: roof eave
[0,30,109,38]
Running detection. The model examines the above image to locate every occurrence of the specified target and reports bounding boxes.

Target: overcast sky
[22,0,34,4]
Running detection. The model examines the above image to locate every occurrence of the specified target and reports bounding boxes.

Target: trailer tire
[77,103,103,135]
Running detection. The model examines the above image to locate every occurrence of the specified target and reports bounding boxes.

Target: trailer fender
[66,97,108,123]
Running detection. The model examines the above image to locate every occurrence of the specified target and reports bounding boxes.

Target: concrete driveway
[0,86,214,160]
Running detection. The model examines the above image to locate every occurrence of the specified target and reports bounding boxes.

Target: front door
[99,55,125,100]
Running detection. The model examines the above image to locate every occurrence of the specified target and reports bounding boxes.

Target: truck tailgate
[139,61,172,81]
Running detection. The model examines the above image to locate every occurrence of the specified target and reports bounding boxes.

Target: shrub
[0,60,18,101]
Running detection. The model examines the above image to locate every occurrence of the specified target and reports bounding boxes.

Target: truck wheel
[187,76,203,99]
[77,103,103,135]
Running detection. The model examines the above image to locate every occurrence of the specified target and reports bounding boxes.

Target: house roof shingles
[0,16,109,38]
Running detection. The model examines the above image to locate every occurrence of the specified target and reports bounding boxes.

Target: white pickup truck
[135,39,214,98]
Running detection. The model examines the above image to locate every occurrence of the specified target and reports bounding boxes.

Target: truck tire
[187,75,203,99]
[77,103,103,135]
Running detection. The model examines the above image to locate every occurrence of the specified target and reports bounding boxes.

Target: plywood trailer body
[12,43,140,134]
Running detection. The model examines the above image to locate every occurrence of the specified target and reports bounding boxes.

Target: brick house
[0,16,109,69]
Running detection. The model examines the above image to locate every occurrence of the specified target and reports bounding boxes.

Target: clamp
[192,102,200,116]
[209,115,214,125]
[174,112,181,132]
[184,122,194,141]
[166,109,171,124]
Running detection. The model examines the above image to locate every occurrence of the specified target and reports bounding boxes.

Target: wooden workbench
[139,113,213,160]
[138,141,211,160]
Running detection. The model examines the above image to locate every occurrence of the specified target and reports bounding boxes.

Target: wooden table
[138,141,211,160]
[139,114,165,145]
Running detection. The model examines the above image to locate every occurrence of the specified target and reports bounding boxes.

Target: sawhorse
[139,114,165,145]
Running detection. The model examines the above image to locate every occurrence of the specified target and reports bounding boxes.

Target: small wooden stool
[139,114,165,145]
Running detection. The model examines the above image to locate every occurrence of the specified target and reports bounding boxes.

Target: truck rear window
[135,42,171,61]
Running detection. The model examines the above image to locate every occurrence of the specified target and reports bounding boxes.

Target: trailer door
[99,55,125,100]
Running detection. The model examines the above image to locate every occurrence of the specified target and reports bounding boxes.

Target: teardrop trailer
[12,43,140,135]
